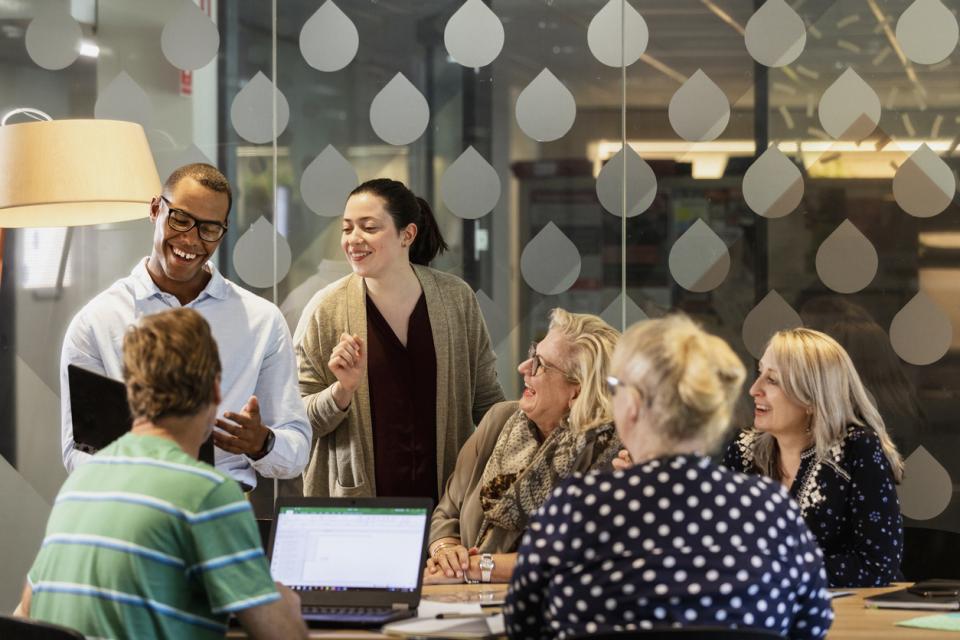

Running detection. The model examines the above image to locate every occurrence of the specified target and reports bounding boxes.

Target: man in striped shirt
[15,308,307,639]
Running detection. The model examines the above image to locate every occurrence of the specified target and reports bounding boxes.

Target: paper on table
[383,614,504,638]
[896,612,960,631]
[417,599,484,618]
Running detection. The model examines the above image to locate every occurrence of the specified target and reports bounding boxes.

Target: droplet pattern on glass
[445,0,504,68]
[668,219,731,292]
[815,220,878,294]
[668,70,730,142]
[896,0,959,65]
[744,0,807,67]
[893,144,956,218]
[515,69,577,142]
[25,8,81,70]
[232,217,292,289]
[889,291,953,365]
[741,290,803,359]
[587,0,649,68]
[95,72,153,128]
[898,446,953,521]
[230,71,290,143]
[441,147,501,219]
[596,146,657,218]
[476,289,508,346]
[600,293,649,331]
[818,68,881,140]
[156,144,214,185]
[369,73,430,146]
[301,146,359,218]
[742,146,804,219]
[520,222,581,295]
[161,0,220,71]
[300,1,359,72]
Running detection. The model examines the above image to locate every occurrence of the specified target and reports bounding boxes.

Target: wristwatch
[251,428,276,460]
[479,553,495,583]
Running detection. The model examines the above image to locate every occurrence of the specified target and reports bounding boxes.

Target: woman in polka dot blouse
[505,315,833,639]
[723,328,904,588]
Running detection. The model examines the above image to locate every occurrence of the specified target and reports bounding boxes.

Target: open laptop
[68,364,214,464]
[267,497,432,627]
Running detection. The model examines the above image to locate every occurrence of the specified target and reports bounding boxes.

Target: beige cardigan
[296,265,505,497]
[430,401,621,553]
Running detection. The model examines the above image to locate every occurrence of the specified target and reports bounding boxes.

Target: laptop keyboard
[302,606,399,623]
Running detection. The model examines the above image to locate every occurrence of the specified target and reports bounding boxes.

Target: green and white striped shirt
[28,433,279,639]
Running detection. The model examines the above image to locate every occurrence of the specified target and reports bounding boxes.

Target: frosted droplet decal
[156,144,214,184]
[896,0,959,65]
[596,146,657,218]
[520,223,581,295]
[445,0,504,68]
[441,146,500,220]
[668,219,731,292]
[515,69,577,142]
[815,220,878,294]
[898,446,953,520]
[301,146,359,218]
[600,293,649,331]
[230,72,290,143]
[94,72,153,128]
[369,73,430,146]
[476,289,508,346]
[818,68,881,140]
[161,0,219,71]
[668,70,730,142]
[587,0,649,68]
[300,1,359,72]
[743,146,804,219]
[742,291,803,359]
[25,7,81,70]
[893,144,956,218]
[745,0,807,67]
[889,291,953,365]
[233,217,292,288]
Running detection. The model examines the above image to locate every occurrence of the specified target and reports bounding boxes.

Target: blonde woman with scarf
[425,309,621,584]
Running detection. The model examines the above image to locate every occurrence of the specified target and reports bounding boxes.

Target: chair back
[902,526,960,581]
[0,616,86,640]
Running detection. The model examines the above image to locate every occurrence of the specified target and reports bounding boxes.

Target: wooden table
[229,584,957,638]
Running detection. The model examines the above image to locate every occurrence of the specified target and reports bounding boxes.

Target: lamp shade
[0,119,161,228]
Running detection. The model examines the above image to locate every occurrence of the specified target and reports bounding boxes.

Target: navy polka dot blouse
[724,426,903,588]
[505,455,833,640]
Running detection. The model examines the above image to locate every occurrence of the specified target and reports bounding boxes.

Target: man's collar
[130,257,230,302]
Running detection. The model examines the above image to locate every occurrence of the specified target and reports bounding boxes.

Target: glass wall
[2,0,959,609]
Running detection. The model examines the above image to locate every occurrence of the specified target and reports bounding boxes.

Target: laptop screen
[270,505,429,593]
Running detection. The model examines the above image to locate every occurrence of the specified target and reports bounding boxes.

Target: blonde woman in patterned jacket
[723,327,904,588]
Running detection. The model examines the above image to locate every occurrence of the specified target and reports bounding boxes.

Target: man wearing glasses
[59,163,311,491]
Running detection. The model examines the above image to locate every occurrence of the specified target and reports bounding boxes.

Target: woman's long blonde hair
[751,328,904,482]
[613,315,746,452]
[549,308,620,431]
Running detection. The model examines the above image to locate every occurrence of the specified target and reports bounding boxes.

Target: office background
[1,0,958,610]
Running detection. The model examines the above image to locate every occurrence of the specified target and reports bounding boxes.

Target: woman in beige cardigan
[425,309,621,584]
[296,178,504,498]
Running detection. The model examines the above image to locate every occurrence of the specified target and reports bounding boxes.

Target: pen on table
[436,612,493,619]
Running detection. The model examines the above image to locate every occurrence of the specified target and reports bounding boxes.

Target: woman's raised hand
[329,333,366,409]
[612,448,633,471]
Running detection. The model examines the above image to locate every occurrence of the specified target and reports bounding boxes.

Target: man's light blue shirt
[60,258,311,488]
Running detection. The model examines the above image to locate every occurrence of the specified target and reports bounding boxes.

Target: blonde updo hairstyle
[548,308,621,432]
[612,315,746,451]
[750,328,904,482]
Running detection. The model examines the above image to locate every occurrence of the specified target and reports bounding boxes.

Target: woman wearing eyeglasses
[505,316,832,639]
[425,309,621,585]
[296,178,505,501]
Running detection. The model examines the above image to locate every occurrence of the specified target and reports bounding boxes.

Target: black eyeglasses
[527,342,569,378]
[160,196,228,242]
